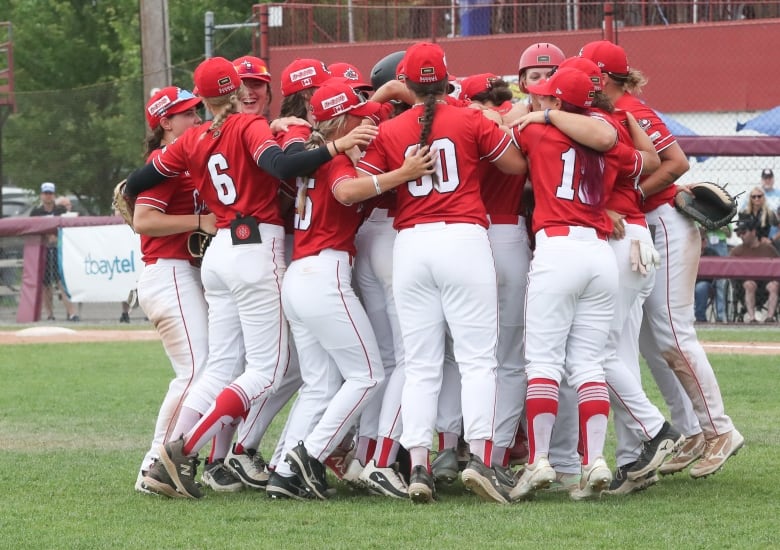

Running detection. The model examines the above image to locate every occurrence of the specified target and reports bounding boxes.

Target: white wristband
[372,174,382,196]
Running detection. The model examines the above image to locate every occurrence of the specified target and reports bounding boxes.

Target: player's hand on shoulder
[510,109,546,132]
[502,102,531,127]
[270,116,311,134]
[339,124,379,152]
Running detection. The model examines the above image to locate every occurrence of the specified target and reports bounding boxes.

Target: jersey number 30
[404,138,460,197]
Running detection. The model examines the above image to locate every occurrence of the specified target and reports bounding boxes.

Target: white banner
[59,225,143,302]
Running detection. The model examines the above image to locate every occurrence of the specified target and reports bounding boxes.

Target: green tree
[0,0,257,214]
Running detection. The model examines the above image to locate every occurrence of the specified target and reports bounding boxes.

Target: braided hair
[407,78,447,186]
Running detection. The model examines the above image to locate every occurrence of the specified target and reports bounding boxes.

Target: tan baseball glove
[112,179,136,231]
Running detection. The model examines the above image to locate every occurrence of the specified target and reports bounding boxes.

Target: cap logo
[148,95,172,117]
[322,92,349,112]
[419,66,437,83]
[537,54,551,63]
[555,87,563,95]
[217,76,235,94]
[343,68,359,80]
[291,67,317,82]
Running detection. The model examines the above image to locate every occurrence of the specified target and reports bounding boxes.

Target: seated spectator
[694,230,727,322]
[738,187,778,243]
[730,218,779,323]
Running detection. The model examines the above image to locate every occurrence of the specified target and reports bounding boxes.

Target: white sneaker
[341,458,365,489]
[570,457,611,501]
[225,444,269,489]
[360,460,408,499]
[509,457,555,502]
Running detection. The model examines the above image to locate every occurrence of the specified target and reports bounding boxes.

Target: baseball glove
[673,182,737,231]
[187,230,213,259]
[112,179,136,231]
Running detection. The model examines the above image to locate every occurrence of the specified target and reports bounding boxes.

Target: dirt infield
[0,327,777,355]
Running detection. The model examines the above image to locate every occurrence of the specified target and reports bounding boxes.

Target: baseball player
[275,78,432,500]
[351,42,528,504]
[503,42,565,125]
[126,57,376,499]
[130,86,215,495]
[581,40,744,478]
[509,68,648,502]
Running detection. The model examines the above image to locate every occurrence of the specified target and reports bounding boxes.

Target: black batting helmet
[370,50,406,91]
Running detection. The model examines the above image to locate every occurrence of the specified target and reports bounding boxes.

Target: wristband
[332,140,341,154]
[372,175,382,196]
[544,108,551,125]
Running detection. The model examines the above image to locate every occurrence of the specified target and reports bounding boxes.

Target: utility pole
[140,0,171,98]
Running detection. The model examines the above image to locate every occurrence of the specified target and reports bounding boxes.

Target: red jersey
[136,148,208,263]
[614,93,678,213]
[276,125,312,234]
[357,104,513,230]
[601,109,646,226]
[152,114,283,228]
[513,122,642,237]
[292,154,364,260]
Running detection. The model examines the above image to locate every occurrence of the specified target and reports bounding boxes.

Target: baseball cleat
[431,448,459,485]
[509,457,555,501]
[226,444,269,489]
[605,462,659,496]
[659,432,706,475]
[266,471,316,501]
[570,457,612,501]
[142,459,185,499]
[360,460,408,499]
[461,456,512,504]
[158,436,203,499]
[408,465,436,504]
[285,441,330,500]
[627,421,684,480]
[689,429,744,479]
[202,459,243,493]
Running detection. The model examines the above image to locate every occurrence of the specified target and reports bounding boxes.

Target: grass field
[1,328,778,549]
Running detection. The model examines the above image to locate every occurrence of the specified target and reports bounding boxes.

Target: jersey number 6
[207,153,237,205]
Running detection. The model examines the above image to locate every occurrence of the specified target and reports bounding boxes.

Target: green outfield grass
[1,338,778,549]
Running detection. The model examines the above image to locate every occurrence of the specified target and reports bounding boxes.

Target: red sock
[525,378,559,464]
[577,381,610,466]
[183,386,247,456]
[376,437,399,468]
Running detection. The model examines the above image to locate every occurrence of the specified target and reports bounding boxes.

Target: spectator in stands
[730,217,779,323]
[694,228,728,322]
[29,182,79,322]
[738,186,778,243]
[761,168,779,211]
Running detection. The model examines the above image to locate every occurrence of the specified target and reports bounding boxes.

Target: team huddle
[125,38,743,504]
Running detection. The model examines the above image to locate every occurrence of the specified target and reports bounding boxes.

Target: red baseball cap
[526,67,595,109]
[402,42,448,84]
[557,56,603,92]
[458,73,498,101]
[579,40,629,76]
[145,86,202,130]
[328,62,372,90]
[309,78,382,123]
[280,58,332,97]
[233,55,271,83]
[193,57,241,97]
